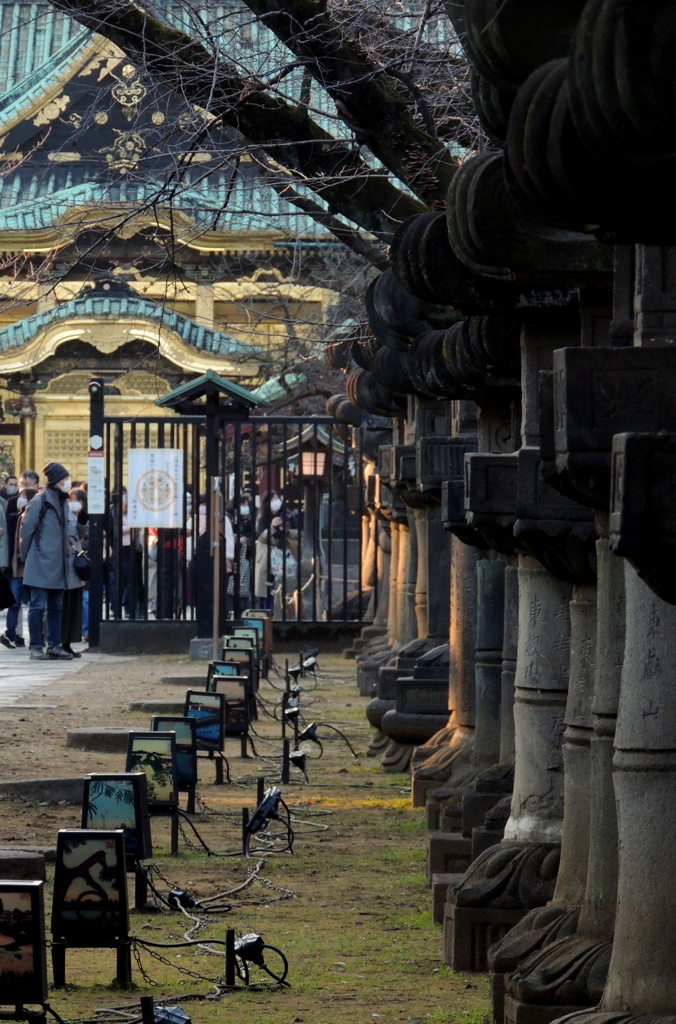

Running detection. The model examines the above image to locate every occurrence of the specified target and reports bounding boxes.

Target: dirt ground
[0,649,490,1024]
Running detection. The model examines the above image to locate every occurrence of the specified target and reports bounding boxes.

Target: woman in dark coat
[61,488,87,657]
[256,490,283,539]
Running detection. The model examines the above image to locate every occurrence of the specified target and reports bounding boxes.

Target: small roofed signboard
[128,448,184,528]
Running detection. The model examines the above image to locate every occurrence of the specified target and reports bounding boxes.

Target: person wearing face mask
[226,494,253,614]
[256,490,283,539]
[255,512,298,613]
[1,471,39,649]
[19,463,75,660]
[3,486,38,648]
[1,476,18,502]
[61,488,88,657]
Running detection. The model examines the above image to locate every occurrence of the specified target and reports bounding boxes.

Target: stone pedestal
[443,556,570,971]
[491,541,624,1024]
[413,534,478,806]
[500,582,597,1024]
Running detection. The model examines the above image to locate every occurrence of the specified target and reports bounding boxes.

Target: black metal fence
[88,409,374,640]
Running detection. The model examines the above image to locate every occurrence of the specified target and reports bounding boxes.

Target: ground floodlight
[302,648,319,673]
[284,704,300,722]
[289,750,308,783]
[234,932,266,964]
[153,1008,191,1024]
[287,666,302,683]
[231,932,290,985]
[246,786,282,835]
[297,722,319,744]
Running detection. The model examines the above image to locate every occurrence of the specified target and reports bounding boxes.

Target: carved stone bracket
[505,932,611,1009]
[465,451,520,554]
[452,841,560,911]
[609,431,676,604]
[552,346,676,510]
[490,904,581,975]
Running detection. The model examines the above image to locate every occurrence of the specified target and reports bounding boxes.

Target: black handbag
[73,551,91,581]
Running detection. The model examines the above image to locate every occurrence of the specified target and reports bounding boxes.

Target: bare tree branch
[47,0,426,236]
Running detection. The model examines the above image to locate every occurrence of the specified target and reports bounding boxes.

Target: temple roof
[0,6,328,241]
[156,368,264,410]
[0,274,265,360]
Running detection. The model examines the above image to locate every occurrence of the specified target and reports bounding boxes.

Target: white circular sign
[135,469,176,512]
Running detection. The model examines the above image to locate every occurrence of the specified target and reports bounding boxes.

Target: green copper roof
[0,178,285,234]
[0,25,90,128]
[0,2,344,237]
[0,276,266,359]
[156,368,264,408]
[251,372,307,404]
[0,2,81,93]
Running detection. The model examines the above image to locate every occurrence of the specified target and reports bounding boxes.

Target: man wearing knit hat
[19,462,74,660]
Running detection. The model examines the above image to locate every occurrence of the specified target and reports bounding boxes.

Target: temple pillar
[500,559,518,764]
[499,580,596,1024]
[492,540,623,1024]
[442,555,570,971]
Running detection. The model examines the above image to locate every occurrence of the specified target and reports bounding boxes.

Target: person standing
[19,462,74,661]
[61,487,87,657]
[2,470,39,648]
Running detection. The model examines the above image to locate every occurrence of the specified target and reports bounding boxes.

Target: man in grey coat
[19,462,74,660]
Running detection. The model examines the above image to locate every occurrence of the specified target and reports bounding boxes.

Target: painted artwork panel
[82,774,152,862]
[217,654,253,675]
[0,882,47,1002]
[212,675,249,699]
[151,718,197,788]
[224,698,249,735]
[126,734,177,807]
[225,636,255,650]
[212,662,240,675]
[225,636,259,665]
[231,628,259,644]
[241,618,265,638]
[184,691,224,751]
[52,831,128,940]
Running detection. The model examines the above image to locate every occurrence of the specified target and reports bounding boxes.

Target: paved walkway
[0,644,134,707]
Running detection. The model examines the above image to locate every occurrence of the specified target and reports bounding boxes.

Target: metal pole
[282,738,290,783]
[140,997,155,1024]
[225,928,236,987]
[211,477,222,661]
[88,377,105,650]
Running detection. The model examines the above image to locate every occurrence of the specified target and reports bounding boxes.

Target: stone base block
[443,904,525,972]
[461,792,503,837]
[438,799,464,834]
[358,672,377,697]
[189,637,217,660]
[161,675,206,687]
[471,827,504,861]
[492,970,506,1024]
[128,699,185,714]
[413,775,449,808]
[426,832,472,883]
[432,872,462,925]
[0,849,46,880]
[503,995,590,1024]
[100,621,195,655]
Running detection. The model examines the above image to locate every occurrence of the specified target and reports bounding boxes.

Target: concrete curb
[66,727,132,752]
[128,699,185,714]
[0,777,84,803]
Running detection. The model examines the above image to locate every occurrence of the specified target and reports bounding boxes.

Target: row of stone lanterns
[332,2,676,1023]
